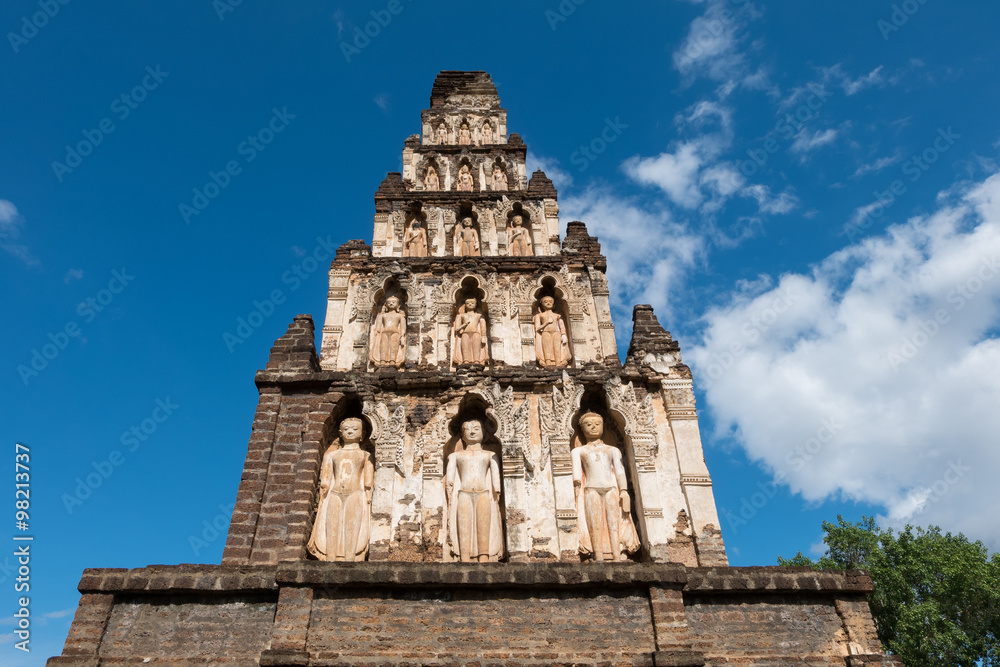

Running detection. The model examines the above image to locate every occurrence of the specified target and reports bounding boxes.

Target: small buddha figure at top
[457,164,474,192]
[508,214,531,257]
[492,165,508,192]
[454,217,480,257]
[480,120,492,145]
[458,122,472,145]
[424,165,440,191]
[436,122,448,145]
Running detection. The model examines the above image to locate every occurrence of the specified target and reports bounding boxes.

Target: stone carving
[445,419,503,562]
[559,265,591,315]
[472,381,534,474]
[369,296,406,368]
[453,217,480,256]
[436,122,448,145]
[492,165,508,192]
[430,274,457,320]
[452,297,488,365]
[350,272,391,322]
[307,418,375,561]
[415,413,449,477]
[604,376,658,457]
[362,400,406,474]
[508,215,532,256]
[423,166,440,191]
[480,120,492,145]
[457,164,474,192]
[458,122,471,145]
[533,296,571,368]
[403,219,427,258]
[572,412,640,561]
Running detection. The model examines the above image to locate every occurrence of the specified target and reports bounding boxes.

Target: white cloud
[854,154,902,178]
[561,187,706,320]
[373,93,389,112]
[0,199,39,266]
[790,128,839,155]
[824,64,885,96]
[526,151,573,190]
[624,142,706,209]
[672,0,765,88]
[689,170,1000,549]
[64,268,84,283]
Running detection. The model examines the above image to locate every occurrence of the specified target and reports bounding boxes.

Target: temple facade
[47,71,902,667]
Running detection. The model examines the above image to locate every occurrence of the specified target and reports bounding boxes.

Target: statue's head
[461,122,469,129]
[461,419,484,445]
[427,166,436,175]
[339,417,364,444]
[511,214,522,227]
[540,296,555,310]
[578,411,604,441]
[411,218,422,228]
[462,217,472,227]
[385,296,400,311]
[464,297,478,311]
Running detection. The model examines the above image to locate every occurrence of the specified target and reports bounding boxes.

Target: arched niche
[457,117,473,146]
[477,117,495,145]
[506,202,535,256]
[442,393,506,562]
[419,158,441,192]
[489,157,510,192]
[569,388,643,562]
[454,156,477,193]
[368,277,408,368]
[450,276,490,366]
[452,203,482,256]
[531,276,573,368]
[402,204,428,258]
[306,396,376,562]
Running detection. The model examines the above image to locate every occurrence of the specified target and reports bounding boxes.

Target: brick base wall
[47,564,904,667]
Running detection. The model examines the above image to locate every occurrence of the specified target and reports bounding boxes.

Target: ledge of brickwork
[847,656,905,666]
[77,564,278,594]
[684,566,874,594]
[276,561,688,588]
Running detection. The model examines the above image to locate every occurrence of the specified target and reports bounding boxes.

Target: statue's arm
[613,449,630,512]
[364,452,375,501]
[571,448,582,489]
[490,452,501,501]
[445,455,456,497]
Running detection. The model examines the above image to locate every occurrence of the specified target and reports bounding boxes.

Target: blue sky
[3,0,1000,663]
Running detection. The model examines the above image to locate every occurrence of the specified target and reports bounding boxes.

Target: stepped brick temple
[48,71,901,666]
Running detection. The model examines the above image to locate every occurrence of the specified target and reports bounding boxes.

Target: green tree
[779,516,1000,666]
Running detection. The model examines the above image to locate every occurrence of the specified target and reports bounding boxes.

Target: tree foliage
[779,516,1000,666]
